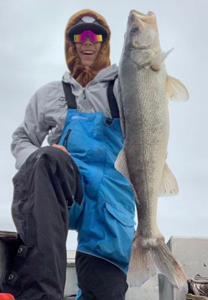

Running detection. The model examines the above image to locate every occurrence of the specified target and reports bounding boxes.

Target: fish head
[123,10,161,65]
[126,10,160,50]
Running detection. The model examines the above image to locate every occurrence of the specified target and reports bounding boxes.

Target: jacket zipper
[63,129,71,148]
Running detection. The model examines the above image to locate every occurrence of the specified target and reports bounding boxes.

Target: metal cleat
[186,275,208,300]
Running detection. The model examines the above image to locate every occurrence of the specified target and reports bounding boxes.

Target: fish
[115,10,189,288]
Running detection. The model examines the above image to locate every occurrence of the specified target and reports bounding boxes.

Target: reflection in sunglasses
[74,30,103,43]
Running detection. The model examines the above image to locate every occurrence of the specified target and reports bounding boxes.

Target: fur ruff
[65,9,111,87]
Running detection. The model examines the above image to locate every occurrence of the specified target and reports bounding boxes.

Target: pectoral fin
[151,48,174,71]
[159,163,179,197]
[166,75,189,102]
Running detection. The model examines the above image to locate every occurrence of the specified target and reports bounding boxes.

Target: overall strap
[62,79,119,119]
[62,82,77,109]
[107,79,119,119]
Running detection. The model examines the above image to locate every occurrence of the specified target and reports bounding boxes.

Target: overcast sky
[0,0,207,250]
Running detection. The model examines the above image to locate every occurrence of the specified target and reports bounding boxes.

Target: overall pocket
[94,202,136,265]
[105,202,136,227]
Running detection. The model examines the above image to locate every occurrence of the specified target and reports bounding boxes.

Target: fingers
[52,144,71,156]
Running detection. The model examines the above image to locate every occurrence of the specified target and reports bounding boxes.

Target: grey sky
[0,0,207,250]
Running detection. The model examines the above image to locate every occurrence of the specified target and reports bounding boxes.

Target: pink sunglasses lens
[74,30,103,43]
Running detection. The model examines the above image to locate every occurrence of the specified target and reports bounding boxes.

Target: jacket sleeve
[11,84,51,170]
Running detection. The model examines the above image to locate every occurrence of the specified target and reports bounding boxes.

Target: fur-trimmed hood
[65,9,111,87]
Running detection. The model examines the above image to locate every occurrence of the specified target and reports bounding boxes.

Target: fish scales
[123,67,169,234]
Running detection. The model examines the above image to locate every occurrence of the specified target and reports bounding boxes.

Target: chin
[82,61,94,67]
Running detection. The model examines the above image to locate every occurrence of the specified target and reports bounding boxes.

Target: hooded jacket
[65,9,111,87]
[11,65,119,170]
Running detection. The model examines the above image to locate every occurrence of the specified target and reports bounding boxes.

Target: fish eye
[131,26,139,34]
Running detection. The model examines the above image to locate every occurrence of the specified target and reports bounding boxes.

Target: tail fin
[128,236,187,287]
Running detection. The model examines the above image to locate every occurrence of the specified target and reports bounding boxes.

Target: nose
[83,37,92,45]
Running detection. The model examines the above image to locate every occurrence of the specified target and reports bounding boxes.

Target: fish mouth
[129,10,155,21]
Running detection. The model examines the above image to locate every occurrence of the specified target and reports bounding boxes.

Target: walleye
[116,10,189,287]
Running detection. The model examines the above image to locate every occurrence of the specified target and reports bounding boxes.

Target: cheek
[75,44,80,53]
[95,44,102,57]
[131,35,140,47]
[75,45,82,59]
[98,44,102,52]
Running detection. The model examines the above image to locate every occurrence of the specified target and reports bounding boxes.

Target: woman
[3,9,135,300]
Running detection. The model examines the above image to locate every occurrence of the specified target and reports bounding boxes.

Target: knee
[26,146,64,170]
[25,146,76,179]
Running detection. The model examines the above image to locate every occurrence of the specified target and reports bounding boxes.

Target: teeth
[83,51,94,54]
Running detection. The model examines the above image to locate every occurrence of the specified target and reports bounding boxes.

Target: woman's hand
[52,144,71,156]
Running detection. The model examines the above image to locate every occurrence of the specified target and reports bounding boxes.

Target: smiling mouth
[81,51,95,55]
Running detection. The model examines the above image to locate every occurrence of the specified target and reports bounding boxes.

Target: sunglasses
[74,30,103,43]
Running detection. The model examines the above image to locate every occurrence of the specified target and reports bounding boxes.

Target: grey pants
[3,146,128,300]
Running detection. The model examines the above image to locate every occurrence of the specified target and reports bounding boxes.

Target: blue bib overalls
[59,80,136,275]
